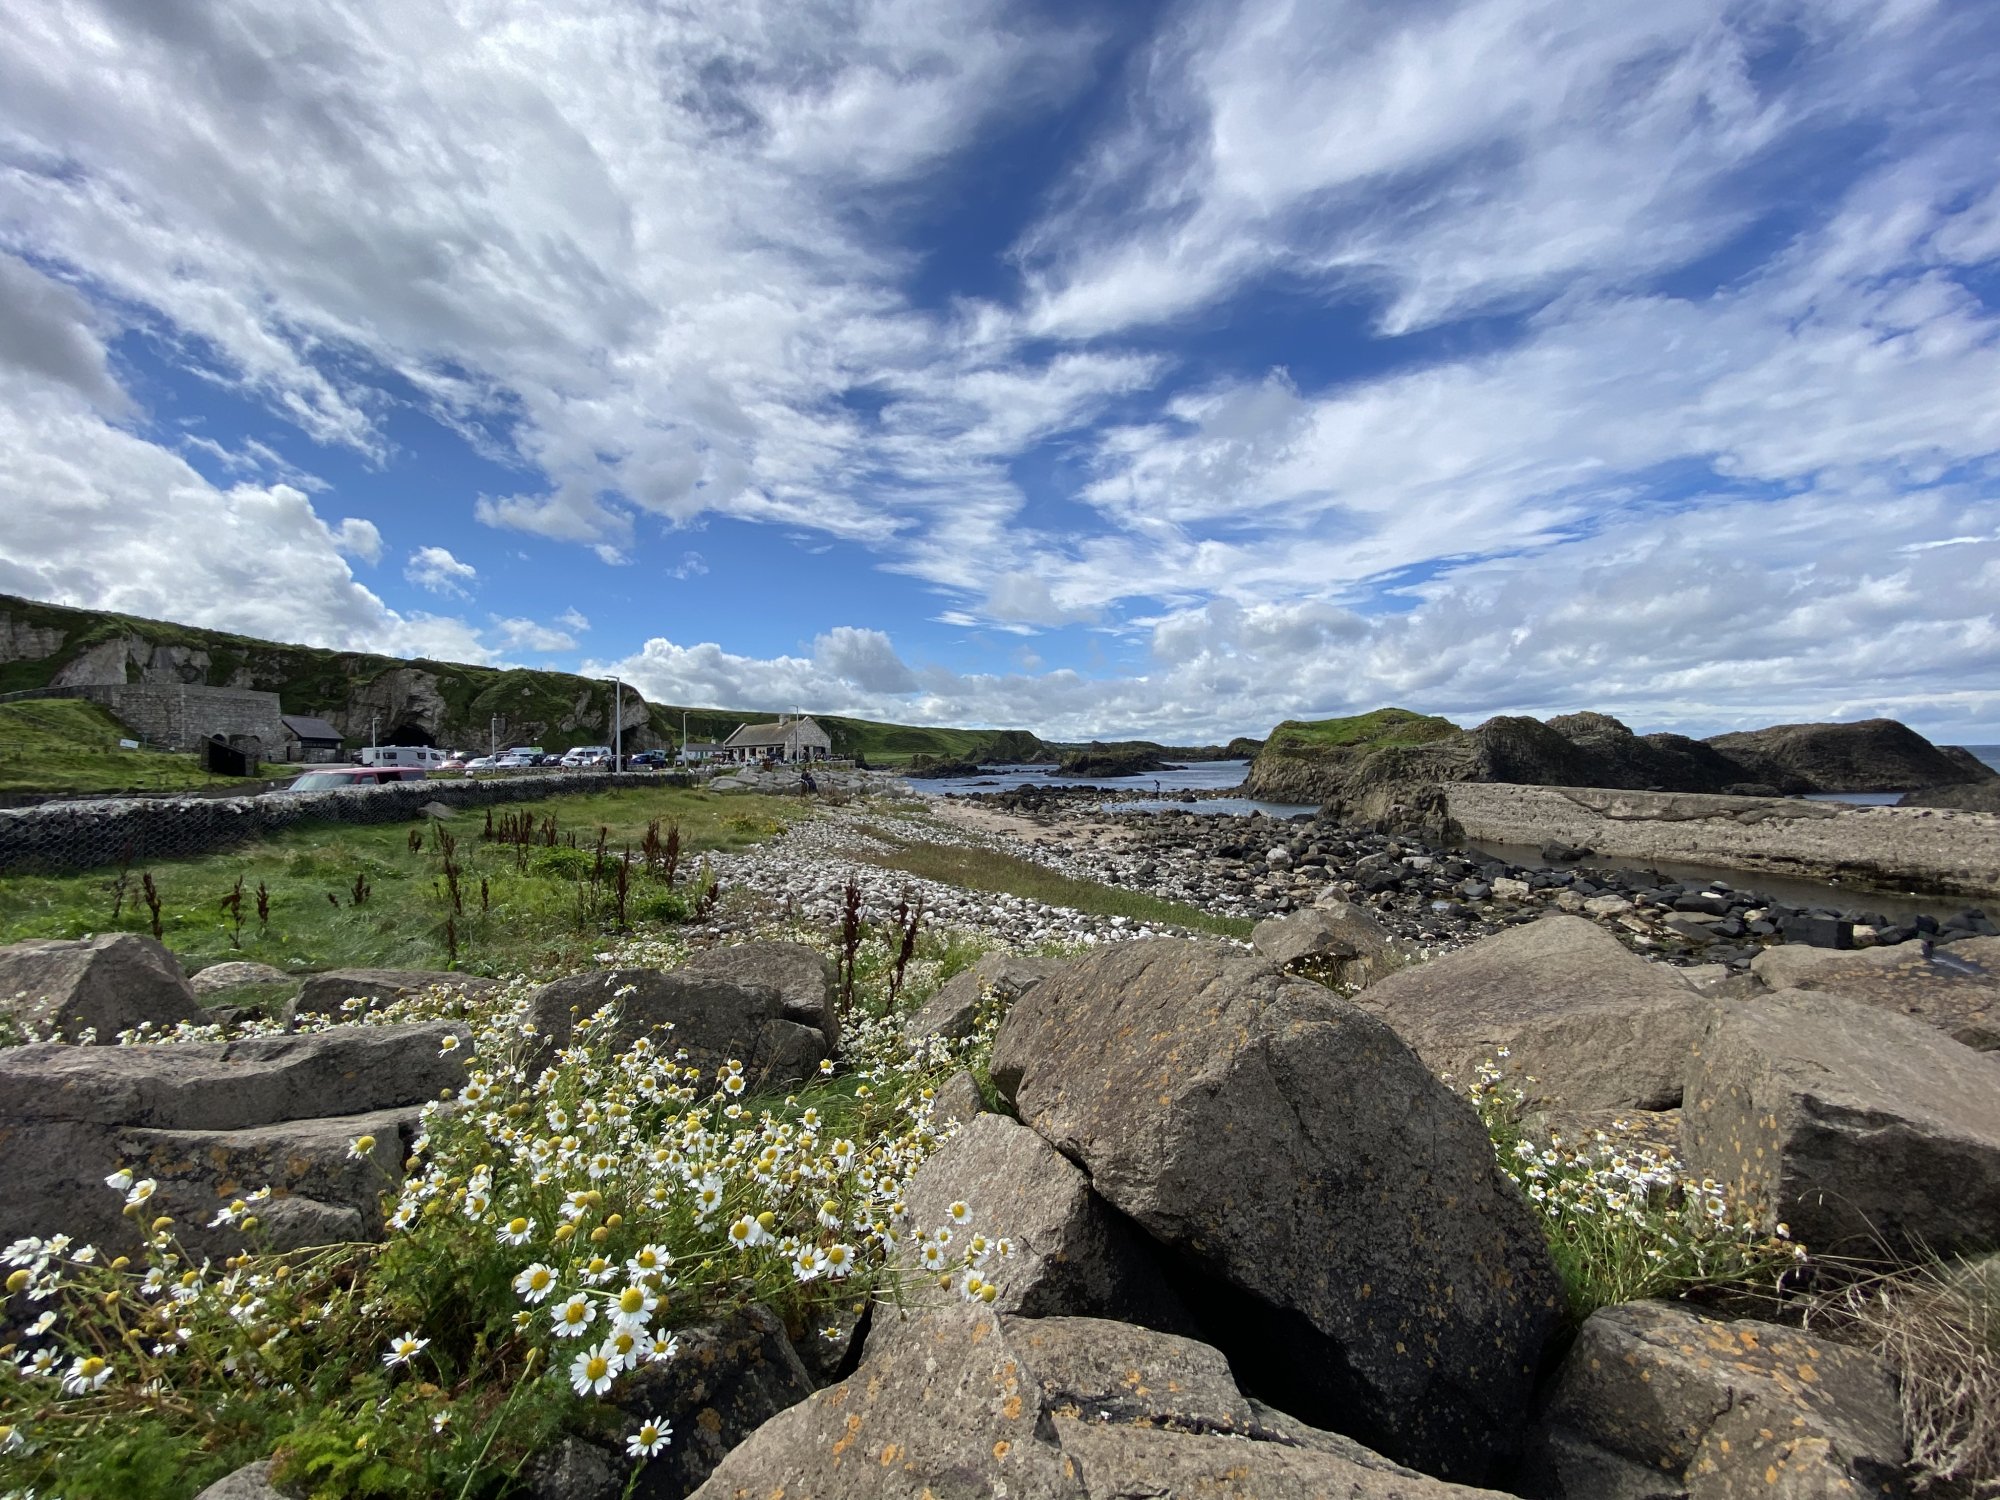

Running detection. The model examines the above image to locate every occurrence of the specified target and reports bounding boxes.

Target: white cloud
[492,616,579,652]
[812,626,919,694]
[558,606,591,632]
[3,1,1998,739]
[332,518,383,564]
[669,551,709,580]
[0,373,493,663]
[404,545,478,598]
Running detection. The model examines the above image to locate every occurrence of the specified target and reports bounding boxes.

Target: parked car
[627,750,668,768]
[562,745,613,768]
[494,752,540,768]
[535,753,566,766]
[438,756,468,771]
[462,755,497,774]
[280,767,428,792]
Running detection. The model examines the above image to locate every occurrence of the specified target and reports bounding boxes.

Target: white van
[358,745,449,769]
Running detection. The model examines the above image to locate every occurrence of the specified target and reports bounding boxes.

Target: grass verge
[854,832,1254,941]
[0,786,798,978]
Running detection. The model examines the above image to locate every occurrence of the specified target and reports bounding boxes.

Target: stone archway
[383,722,437,747]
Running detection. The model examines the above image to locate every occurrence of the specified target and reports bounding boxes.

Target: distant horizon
[2,3,1996,741]
[5,587,1997,752]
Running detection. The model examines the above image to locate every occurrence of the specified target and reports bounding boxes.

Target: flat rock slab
[290,967,499,1022]
[990,938,1560,1483]
[679,940,839,1051]
[0,932,203,1042]
[902,1112,1189,1329]
[1752,937,2000,1049]
[1052,1421,1513,1500]
[1682,989,2000,1258]
[528,968,825,1092]
[1356,915,1708,1111]
[118,1105,419,1254]
[1523,1300,1908,1500]
[902,952,1067,1049]
[0,1022,467,1255]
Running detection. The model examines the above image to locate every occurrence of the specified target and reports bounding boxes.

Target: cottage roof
[280,714,343,742]
[720,715,824,748]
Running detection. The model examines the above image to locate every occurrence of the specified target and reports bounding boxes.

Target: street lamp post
[609,677,623,772]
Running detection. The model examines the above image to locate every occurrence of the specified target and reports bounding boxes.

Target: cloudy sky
[3,0,1998,743]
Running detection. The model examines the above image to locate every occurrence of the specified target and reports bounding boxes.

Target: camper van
[358,745,450,770]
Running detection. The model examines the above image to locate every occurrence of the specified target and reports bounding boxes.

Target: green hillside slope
[0,593,1047,766]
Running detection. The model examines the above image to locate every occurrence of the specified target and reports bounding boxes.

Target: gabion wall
[0,772,694,875]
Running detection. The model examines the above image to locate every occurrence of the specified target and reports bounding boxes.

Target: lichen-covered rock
[1521,1300,1909,1499]
[1356,915,1708,1111]
[607,1304,816,1499]
[902,1112,1188,1328]
[1682,989,2000,1258]
[0,1022,466,1255]
[688,1306,1084,1499]
[927,1068,986,1133]
[0,932,203,1041]
[989,939,1561,1483]
[679,941,839,1051]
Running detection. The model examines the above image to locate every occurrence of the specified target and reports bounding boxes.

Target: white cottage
[719,714,833,764]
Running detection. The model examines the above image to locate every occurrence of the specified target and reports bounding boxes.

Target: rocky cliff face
[1247,708,1997,822]
[1706,718,1998,793]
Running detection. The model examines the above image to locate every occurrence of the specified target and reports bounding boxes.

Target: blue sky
[2,0,1998,741]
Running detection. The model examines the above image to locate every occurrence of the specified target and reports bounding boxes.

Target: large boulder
[690,1309,1514,1500]
[527,968,825,1091]
[1522,1300,1908,1499]
[901,952,1067,1049]
[1681,990,2000,1258]
[1354,915,1710,1111]
[1252,900,1410,990]
[193,1463,295,1499]
[1901,781,2000,812]
[678,941,839,1052]
[0,1022,467,1256]
[989,939,1562,1482]
[1751,938,2000,1050]
[902,1111,1189,1329]
[289,967,499,1023]
[0,933,204,1042]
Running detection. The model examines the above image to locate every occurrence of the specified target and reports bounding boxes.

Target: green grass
[853,828,1254,941]
[0,786,800,977]
[0,699,267,794]
[1260,707,1461,756]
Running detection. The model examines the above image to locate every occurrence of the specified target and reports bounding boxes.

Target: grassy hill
[0,593,1050,768]
[1259,707,1461,755]
[0,699,266,795]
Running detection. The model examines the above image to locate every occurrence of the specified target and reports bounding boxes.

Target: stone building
[719,715,834,764]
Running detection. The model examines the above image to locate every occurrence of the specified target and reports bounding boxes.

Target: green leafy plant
[1463,1056,1806,1326]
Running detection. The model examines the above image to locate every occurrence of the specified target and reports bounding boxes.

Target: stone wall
[1445,782,2000,899]
[0,770,694,874]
